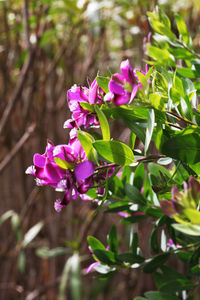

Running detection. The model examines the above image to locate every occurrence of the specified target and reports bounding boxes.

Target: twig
[176,39,200,60]
[166,110,195,125]
[0,123,36,175]
[0,50,36,136]
[24,0,31,51]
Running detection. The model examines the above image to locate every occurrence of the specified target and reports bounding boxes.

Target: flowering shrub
[27,8,200,299]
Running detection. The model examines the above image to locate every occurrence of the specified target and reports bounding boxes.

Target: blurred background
[0,0,200,299]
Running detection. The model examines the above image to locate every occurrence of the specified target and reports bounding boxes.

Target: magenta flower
[64,79,102,129]
[74,160,96,182]
[26,140,66,188]
[108,59,139,105]
[26,140,81,211]
[68,128,86,161]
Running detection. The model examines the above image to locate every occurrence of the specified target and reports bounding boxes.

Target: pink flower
[108,59,139,105]
[64,79,102,129]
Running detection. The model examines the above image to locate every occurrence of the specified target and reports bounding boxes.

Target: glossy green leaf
[175,13,190,46]
[80,102,95,112]
[129,132,136,149]
[54,157,74,170]
[149,94,165,111]
[95,105,110,141]
[96,76,110,93]
[177,68,199,79]
[94,249,115,265]
[87,236,106,252]
[77,131,96,162]
[147,11,175,40]
[147,45,175,66]
[93,140,135,166]
[184,208,200,225]
[103,106,147,143]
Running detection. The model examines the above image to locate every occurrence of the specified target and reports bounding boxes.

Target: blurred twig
[0,51,36,136]
[0,123,36,175]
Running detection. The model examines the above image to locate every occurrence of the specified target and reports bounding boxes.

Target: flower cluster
[26,59,148,211]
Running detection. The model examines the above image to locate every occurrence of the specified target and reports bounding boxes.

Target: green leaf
[148,163,171,179]
[108,225,118,253]
[77,131,96,162]
[184,208,200,225]
[161,130,200,164]
[54,157,74,170]
[116,253,144,264]
[177,68,199,79]
[147,11,175,40]
[146,45,175,66]
[172,223,200,236]
[94,249,115,265]
[87,236,106,252]
[143,253,170,273]
[145,109,155,153]
[95,105,110,141]
[129,132,136,149]
[169,48,195,60]
[96,76,110,93]
[125,184,146,205]
[93,140,135,166]
[80,102,95,112]
[149,94,165,111]
[133,163,144,190]
[103,106,147,143]
[22,221,43,248]
[175,13,190,46]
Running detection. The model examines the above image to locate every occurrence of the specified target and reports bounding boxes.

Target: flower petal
[33,153,46,168]
[74,160,95,182]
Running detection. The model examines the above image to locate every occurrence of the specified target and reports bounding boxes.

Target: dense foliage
[25,7,200,300]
